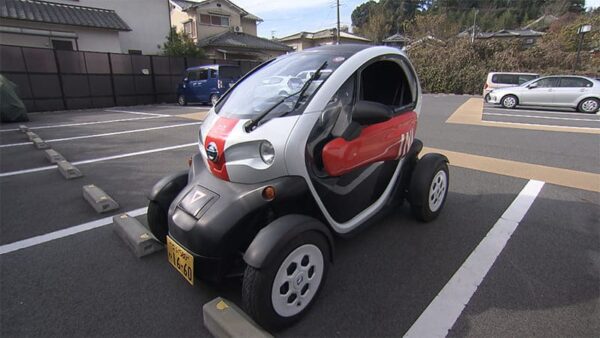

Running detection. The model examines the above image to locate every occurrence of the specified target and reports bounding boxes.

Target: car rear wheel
[501,95,518,109]
[578,98,599,114]
[178,95,187,106]
[408,154,449,222]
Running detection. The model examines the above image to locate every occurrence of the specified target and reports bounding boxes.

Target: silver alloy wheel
[502,96,517,108]
[271,244,324,318]
[581,99,598,113]
[210,94,219,106]
[178,95,185,106]
[428,170,447,212]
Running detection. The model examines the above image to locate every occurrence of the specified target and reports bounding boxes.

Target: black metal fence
[0,44,262,112]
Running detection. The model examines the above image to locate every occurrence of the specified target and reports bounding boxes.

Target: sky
[231,0,600,39]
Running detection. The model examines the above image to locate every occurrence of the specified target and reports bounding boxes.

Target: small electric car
[148,45,449,330]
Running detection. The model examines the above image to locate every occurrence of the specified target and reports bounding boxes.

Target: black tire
[242,231,330,331]
[178,95,187,106]
[501,94,518,109]
[210,94,219,106]
[147,200,168,243]
[577,97,599,114]
[408,154,449,222]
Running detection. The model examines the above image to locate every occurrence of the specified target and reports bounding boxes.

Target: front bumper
[167,153,309,281]
[486,92,501,104]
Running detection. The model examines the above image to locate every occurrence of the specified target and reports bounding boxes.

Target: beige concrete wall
[0,19,121,53]
[241,18,257,36]
[50,0,171,54]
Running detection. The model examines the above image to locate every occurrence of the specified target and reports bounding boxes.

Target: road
[1,96,598,337]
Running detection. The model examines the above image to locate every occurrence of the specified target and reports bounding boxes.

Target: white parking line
[485,120,599,131]
[0,122,202,149]
[0,115,165,133]
[404,180,545,338]
[485,107,596,117]
[0,207,148,255]
[484,112,600,122]
[0,142,197,178]
[104,109,168,117]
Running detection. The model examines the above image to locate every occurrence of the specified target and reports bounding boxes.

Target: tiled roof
[279,28,371,42]
[383,33,409,42]
[199,31,292,52]
[0,0,131,31]
[170,0,262,21]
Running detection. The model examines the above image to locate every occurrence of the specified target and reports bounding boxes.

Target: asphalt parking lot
[1,96,598,337]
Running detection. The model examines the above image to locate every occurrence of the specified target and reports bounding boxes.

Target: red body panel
[322,112,417,177]
[204,117,238,181]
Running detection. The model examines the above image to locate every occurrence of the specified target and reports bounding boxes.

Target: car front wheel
[501,95,518,109]
[242,231,329,330]
[578,98,599,114]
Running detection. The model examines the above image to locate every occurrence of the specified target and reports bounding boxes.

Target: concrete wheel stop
[112,213,163,258]
[44,149,66,163]
[203,297,272,338]
[57,160,83,179]
[82,184,118,213]
[31,137,49,149]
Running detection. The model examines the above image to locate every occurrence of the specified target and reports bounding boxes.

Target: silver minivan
[487,75,600,113]
[483,72,539,100]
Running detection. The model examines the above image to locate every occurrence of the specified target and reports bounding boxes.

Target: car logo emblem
[190,190,206,203]
[206,142,218,162]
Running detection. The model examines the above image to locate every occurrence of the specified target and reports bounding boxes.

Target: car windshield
[214,50,351,119]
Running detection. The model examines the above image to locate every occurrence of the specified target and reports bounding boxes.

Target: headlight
[259,141,275,165]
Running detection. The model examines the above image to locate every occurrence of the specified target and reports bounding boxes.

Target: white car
[487,75,600,113]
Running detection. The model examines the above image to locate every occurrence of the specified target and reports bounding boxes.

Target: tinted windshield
[214,50,352,119]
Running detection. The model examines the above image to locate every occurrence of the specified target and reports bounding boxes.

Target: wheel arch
[243,214,334,269]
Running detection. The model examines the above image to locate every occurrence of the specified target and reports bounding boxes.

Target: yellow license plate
[167,236,194,285]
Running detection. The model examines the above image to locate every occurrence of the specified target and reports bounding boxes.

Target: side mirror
[352,100,393,125]
[527,83,538,89]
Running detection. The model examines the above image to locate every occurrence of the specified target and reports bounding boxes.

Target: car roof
[186,64,240,71]
[488,72,539,75]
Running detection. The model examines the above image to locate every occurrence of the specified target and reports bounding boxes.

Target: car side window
[209,69,217,79]
[559,77,592,88]
[187,71,198,81]
[533,78,558,88]
[197,69,209,81]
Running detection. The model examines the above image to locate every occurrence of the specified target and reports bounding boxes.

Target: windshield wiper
[244,61,328,132]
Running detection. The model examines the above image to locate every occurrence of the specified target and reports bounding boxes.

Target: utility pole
[336,0,341,44]
[271,30,276,39]
[471,9,478,44]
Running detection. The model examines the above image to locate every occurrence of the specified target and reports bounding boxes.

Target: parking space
[1,96,598,337]
[482,104,600,129]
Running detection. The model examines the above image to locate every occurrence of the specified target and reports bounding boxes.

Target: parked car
[177,65,242,106]
[148,45,449,330]
[483,72,539,101]
[487,75,600,113]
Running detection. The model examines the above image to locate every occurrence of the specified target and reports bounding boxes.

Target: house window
[199,14,229,27]
[128,49,142,55]
[52,40,73,51]
[183,20,195,37]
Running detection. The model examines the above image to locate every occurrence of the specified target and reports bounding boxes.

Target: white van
[483,72,539,101]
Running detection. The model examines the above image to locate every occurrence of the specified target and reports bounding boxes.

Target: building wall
[0,18,121,53]
[282,37,369,51]
[241,18,257,36]
[51,0,170,54]
[171,1,258,42]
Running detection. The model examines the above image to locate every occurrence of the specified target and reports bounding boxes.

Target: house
[0,0,171,54]
[278,28,372,51]
[458,27,544,46]
[523,15,558,32]
[382,33,410,48]
[405,35,445,51]
[169,0,292,61]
